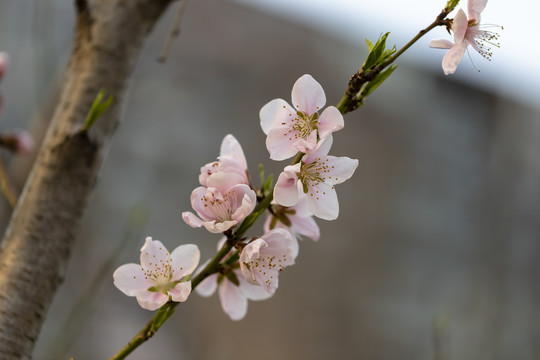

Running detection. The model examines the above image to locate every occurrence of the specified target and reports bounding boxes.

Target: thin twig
[0,155,17,207]
[158,0,188,63]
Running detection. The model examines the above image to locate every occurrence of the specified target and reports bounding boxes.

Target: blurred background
[0,0,539,359]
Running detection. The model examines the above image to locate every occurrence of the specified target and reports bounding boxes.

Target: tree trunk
[0,0,174,358]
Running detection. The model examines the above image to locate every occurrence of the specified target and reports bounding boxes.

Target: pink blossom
[0,52,8,81]
[0,129,35,155]
[239,229,298,294]
[274,136,358,220]
[260,74,344,161]
[429,0,500,75]
[113,237,200,311]
[199,134,249,193]
[264,199,320,242]
[182,184,256,234]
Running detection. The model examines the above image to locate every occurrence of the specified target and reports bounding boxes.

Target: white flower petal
[202,220,237,233]
[306,182,339,220]
[136,291,169,311]
[468,0,487,21]
[291,74,326,115]
[220,134,247,169]
[453,9,468,43]
[195,273,218,297]
[139,237,170,274]
[219,279,248,321]
[259,98,294,135]
[294,130,318,154]
[442,41,468,75]
[323,156,359,185]
[113,263,153,296]
[181,211,204,229]
[290,213,320,242]
[171,244,200,280]
[169,281,192,302]
[238,273,274,301]
[304,135,333,163]
[317,106,344,139]
[429,39,455,49]
[274,169,300,207]
[266,126,303,161]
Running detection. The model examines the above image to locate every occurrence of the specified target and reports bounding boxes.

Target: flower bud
[445,0,460,13]
[0,129,36,155]
[0,52,9,81]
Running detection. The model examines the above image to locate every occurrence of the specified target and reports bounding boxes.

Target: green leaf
[83,89,113,131]
[362,65,398,98]
[365,38,374,51]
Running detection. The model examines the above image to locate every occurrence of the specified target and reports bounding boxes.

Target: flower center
[466,22,502,61]
[142,253,174,293]
[297,158,330,193]
[203,189,239,221]
[283,110,320,140]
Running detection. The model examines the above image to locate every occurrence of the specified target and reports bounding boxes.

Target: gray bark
[0,0,174,358]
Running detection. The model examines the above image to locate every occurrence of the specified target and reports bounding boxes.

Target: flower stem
[0,155,17,207]
[108,189,277,359]
[109,239,234,360]
[336,9,451,114]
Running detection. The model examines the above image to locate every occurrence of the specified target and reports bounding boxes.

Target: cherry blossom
[0,129,35,155]
[273,136,358,220]
[196,238,273,321]
[0,52,8,81]
[429,0,500,75]
[199,134,249,193]
[113,237,200,311]
[182,184,256,234]
[260,74,344,161]
[240,229,299,294]
[264,199,320,241]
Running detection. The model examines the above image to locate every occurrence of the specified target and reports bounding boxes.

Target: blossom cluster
[113,74,358,320]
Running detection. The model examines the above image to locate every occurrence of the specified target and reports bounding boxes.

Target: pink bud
[0,52,9,81]
[0,129,35,155]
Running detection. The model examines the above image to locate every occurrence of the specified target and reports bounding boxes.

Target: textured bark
[0,1,173,358]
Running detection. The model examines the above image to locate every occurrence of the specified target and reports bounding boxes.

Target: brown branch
[0,0,175,358]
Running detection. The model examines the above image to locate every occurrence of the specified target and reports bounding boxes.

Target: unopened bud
[0,129,35,155]
[445,0,460,13]
[0,52,9,81]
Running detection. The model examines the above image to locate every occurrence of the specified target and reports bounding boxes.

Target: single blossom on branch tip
[260,74,344,161]
[199,134,250,193]
[274,135,358,220]
[240,228,299,294]
[182,184,257,234]
[113,237,200,311]
[196,238,273,321]
[429,0,501,75]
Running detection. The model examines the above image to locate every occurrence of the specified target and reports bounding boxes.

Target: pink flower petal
[171,244,200,280]
[169,281,192,302]
[220,134,248,169]
[259,98,294,135]
[139,237,170,274]
[113,263,154,296]
[219,278,248,321]
[322,156,359,186]
[182,211,204,229]
[238,273,273,301]
[266,126,303,161]
[306,182,339,220]
[274,167,300,207]
[452,9,468,43]
[304,135,333,164]
[195,273,218,297]
[291,74,326,116]
[429,39,455,49]
[290,214,320,242]
[468,0,487,22]
[442,41,468,75]
[317,106,344,139]
[136,291,169,311]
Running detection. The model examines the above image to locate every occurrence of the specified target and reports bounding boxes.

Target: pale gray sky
[233,0,538,108]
